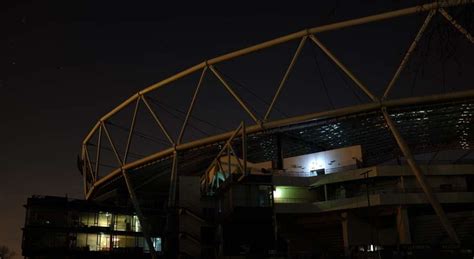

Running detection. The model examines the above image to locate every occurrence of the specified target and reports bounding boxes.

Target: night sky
[1,1,472,257]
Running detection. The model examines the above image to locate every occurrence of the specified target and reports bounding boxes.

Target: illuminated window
[273,187,282,199]
[114,214,131,231]
[132,215,141,232]
[97,212,112,227]
[152,237,161,251]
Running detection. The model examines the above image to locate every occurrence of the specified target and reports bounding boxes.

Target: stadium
[22,1,474,258]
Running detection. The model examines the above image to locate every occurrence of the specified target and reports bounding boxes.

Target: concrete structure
[22,1,474,258]
[22,196,162,258]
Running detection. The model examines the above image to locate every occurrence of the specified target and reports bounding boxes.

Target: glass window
[131,215,141,232]
[113,235,136,248]
[79,212,95,227]
[144,237,161,252]
[97,212,112,227]
[97,233,111,251]
[86,233,98,251]
[114,214,131,231]
[77,233,88,249]
[76,233,111,251]
[152,237,161,252]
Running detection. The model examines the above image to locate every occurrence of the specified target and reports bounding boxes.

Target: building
[186,146,474,258]
[22,2,474,258]
[22,196,161,258]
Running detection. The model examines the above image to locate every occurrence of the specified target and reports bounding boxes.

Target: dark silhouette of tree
[0,245,15,259]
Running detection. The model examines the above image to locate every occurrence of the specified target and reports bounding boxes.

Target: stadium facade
[22,1,474,258]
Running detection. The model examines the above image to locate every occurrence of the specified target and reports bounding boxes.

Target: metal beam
[82,1,470,145]
[382,108,460,244]
[228,144,244,174]
[101,121,159,258]
[439,8,474,44]
[81,145,88,196]
[202,123,244,192]
[178,67,207,145]
[309,34,378,102]
[101,122,123,166]
[242,122,247,175]
[168,151,179,207]
[121,168,159,259]
[453,149,473,164]
[86,89,474,199]
[209,65,260,124]
[94,126,102,181]
[141,95,175,146]
[383,10,436,99]
[124,98,141,164]
[84,147,95,182]
[264,36,307,121]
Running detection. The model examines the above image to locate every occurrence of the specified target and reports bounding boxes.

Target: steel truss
[80,0,474,247]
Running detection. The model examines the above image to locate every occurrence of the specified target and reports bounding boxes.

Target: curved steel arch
[79,1,474,247]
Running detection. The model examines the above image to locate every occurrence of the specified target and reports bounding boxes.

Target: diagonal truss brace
[83,147,95,182]
[383,10,436,100]
[264,36,308,121]
[209,65,260,124]
[123,97,141,164]
[141,95,175,146]
[81,145,88,195]
[309,34,378,102]
[101,121,159,258]
[382,108,460,244]
[201,122,247,193]
[177,67,207,145]
[94,126,102,182]
[439,8,474,44]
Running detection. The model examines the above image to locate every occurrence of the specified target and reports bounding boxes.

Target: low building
[22,196,161,258]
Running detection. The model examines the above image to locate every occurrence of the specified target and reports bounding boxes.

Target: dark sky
[1,1,472,257]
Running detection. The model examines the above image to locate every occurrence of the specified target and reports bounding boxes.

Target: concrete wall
[283,145,362,173]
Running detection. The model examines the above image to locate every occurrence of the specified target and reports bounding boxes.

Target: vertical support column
[275,133,284,170]
[341,212,350,257]
[81,144,88,196]
[396,206,412,244]
[227,146,231,176]
[242,122,247,175]
[168,151,179,207]
[166,151,179,257]
[94,126,102,181]
[109,214,115,251]
[271,184,278,250]
[324,185,328,201]
[382,108,460,244]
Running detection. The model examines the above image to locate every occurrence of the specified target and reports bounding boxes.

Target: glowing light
[133,215,141,232]
[309,159,324,171]
[273,188,282,199]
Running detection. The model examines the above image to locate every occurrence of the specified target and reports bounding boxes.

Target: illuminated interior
[273,186,314,203]
[79,212,141,232]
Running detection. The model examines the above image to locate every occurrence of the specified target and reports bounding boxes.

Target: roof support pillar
[121,168,159,259]
[101,122,159,258]
[382,108,460,244]
[168,151,179,207]
[396,206,412,244]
